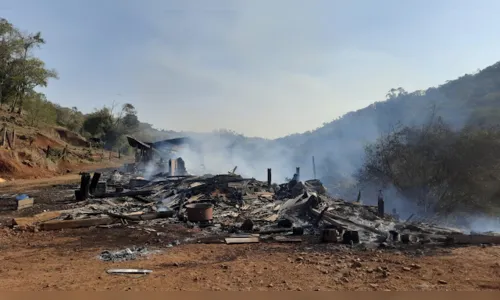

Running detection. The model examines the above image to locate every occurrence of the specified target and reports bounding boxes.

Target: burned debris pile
[9,168,500,248]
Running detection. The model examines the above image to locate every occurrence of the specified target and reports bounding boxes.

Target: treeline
[357,112,500,217]
[0,18,140,152]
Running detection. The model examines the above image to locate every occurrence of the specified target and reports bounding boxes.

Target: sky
[1,0,500,138]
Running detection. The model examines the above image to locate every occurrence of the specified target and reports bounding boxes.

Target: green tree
[0,18,57,113]
[82,103,140,150]
[23,91,57,126]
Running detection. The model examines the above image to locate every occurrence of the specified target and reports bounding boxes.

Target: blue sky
[1,0,500,138]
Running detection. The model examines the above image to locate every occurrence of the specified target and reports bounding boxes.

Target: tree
[81,103,140,150]
[385,87,408,100]
[23,91,57,126]
[82,107,114,137]
[55,105,85,132]
[357,115,500,216]
[0,18,57,113]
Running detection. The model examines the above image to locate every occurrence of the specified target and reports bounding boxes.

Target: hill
[273,62,500,189]
[0,106,127,180]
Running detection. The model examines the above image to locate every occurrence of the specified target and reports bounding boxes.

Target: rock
[240,219,254,231]
[411,264,422,269]
[438,280,448,285]
[369,284,378,288]
[341,277,349,283]
[268,283,274,288]
[351,261,362,268]
[402,267,411,271]
[296,256,304,262]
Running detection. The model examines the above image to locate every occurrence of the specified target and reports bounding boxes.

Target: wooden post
[267,168,272,187]
[1,127,6,147]
[80,173,91,200]
[62,145,68,158]
[46,145,51,158]
[109,151,112,160]
[377,190,385,218]
[118,150,121,159]
[10,129,15,149]
[89,172,101,194]
[312,156,316,179]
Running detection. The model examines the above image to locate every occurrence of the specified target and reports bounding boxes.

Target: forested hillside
[278,62,500,220]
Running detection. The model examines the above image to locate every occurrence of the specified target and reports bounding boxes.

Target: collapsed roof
[126,136,151,150]
[126,136,193,151]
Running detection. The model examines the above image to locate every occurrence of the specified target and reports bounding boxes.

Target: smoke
[466,216,500,234]
[142,161,158,179]
[169,131,296,182]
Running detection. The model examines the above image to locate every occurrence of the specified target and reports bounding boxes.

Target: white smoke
[172,132,296,182]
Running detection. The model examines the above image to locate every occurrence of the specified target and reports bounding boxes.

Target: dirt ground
[0,159,129,193]
[0,177,500,291]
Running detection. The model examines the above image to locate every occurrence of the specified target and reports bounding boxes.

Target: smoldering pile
[11,168,500,248]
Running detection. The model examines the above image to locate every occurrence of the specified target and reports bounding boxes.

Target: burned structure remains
[126,136,192,176]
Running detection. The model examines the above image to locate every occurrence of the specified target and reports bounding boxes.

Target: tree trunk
[17,99,23,115]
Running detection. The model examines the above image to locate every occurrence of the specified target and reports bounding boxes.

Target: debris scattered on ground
[7,164,500,251]
[99,246,155,262]
[106,269,153,275]
[0,193,34,211]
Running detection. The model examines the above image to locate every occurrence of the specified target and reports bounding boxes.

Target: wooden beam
[12,211,62,227]
[448,234,500,245]
[17,198,34,210]
[225,237,260,244]
[40,217,116,231]
[273,236,302,243]
[92,190,153,199]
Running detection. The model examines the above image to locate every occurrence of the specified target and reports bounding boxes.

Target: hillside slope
[271,61,500,192]
[0,107,126,180]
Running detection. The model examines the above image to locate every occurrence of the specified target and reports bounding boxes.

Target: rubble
[9,165,500,249]
[99,246,156,262]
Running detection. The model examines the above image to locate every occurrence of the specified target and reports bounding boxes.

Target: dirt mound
[0,149,55,180]
[33,133,64,149]
[52,127,89,148]
[0,150,22,175]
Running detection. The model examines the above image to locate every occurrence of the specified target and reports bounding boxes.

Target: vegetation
[284,62,500,217]
[0,18,140,152]
[357,114,500,216]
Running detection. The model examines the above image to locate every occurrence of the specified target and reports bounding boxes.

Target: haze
[2,0,500,138]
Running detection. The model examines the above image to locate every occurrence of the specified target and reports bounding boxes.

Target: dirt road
[0,226,499,291]
[0,160,127,193]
